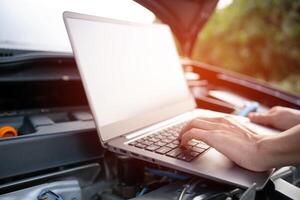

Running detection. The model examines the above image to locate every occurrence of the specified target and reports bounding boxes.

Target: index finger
[179,117,232,139]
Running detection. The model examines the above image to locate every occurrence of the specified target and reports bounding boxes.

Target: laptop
[63,11,275,189]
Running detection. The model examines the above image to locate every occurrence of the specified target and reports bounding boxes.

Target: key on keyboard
[128,121,210,162]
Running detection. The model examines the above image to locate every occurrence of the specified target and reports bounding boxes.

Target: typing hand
[179,117,271,172]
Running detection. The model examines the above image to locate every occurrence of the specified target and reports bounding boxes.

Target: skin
[248,106,300,131]
[179,106,300,172]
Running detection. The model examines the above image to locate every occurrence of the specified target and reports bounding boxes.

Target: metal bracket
[240,183,256,200]
[273,178,300,200]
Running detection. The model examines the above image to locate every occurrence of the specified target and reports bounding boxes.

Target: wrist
[256,136,281,170]
[291,112,300,125]
[285,109,300,129]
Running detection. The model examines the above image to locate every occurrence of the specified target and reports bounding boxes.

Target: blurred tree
[192,0,300,94]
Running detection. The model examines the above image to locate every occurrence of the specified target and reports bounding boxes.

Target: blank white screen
[66,17,192,140]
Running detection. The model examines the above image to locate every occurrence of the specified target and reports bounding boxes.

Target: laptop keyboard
[128,121,210,162]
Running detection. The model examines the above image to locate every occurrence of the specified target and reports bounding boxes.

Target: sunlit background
[0,0,155,52]
[217,0,233,9]
[194,0,300,95]
[0,0,299,95]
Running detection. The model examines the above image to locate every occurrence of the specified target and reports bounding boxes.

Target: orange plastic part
[0,126,18,138]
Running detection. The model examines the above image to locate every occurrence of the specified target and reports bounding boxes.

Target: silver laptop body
[63,11,273,189]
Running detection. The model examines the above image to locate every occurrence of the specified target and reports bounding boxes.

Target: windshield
[0,0,155,53]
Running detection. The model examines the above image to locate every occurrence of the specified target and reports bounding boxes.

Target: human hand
[179,117,272,172]
[248,106,300,131]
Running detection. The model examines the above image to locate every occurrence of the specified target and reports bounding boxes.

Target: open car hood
[135,0,218,57]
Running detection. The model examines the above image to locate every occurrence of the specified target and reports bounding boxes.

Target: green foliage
[192,0,300,94]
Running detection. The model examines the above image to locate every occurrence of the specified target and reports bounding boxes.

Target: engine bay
[0,59,299,200]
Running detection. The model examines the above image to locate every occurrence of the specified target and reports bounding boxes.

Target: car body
[0,0,299,199]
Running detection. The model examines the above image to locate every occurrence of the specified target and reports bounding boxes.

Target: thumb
[248,112,272,126]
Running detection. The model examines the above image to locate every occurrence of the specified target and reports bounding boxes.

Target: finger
[179,118,230,139]
[248,112,273,126]
[180,129,231,152]
[199,116,242,128]
[180,121,193,137]
[180,128,209,146]
[198,117,246,133]
[197,117,232,125]
[268,106,282,114]
[179,119,201,138]
[200,116,258,141]
[223,116,254,134]
[179,116,236,140]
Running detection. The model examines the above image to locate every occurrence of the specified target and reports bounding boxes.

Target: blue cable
[237,101,259,117]
[137,187,149,197]
[145,167,189,180]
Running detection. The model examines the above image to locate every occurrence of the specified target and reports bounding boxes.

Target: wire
[201,188,242,200]
[237,102,259,117]
[137,187,149,197]
[145,168,189,180]
[201,192,227,200]
[178,179,200,200]
[178,179,242,200]
[37,190,64,200]
[178,184,189,200]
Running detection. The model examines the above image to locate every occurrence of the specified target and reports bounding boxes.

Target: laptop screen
[64,13,195,141]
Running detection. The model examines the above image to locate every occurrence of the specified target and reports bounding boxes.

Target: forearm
[259,124,300,169]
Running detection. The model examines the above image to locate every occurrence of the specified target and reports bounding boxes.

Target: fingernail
[248,112,258,117]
